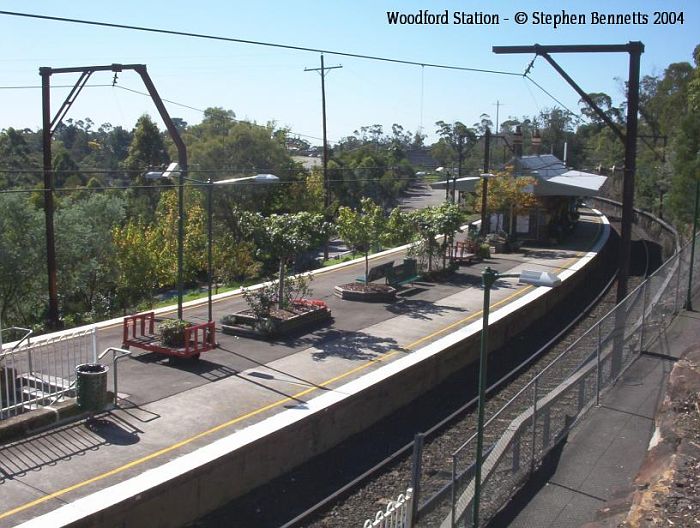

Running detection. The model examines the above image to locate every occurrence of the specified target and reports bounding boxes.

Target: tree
[0,194,45,326]
[472,168,538,238]
[411,202,463,272]
[431,121,477,170]
[124,114,170,221]
[336,198,385,283]
[251,212,330,309]
[55,194,126,320]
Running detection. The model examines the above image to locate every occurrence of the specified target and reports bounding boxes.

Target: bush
[159,319,191,347]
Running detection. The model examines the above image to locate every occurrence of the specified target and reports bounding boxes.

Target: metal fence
[1,326,97,420]
[364,488,414,528]
[442,230,699,527]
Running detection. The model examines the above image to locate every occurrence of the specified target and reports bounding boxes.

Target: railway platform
[0,211,607,528]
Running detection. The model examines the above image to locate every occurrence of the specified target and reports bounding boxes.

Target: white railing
[364,488,414,528]
[1,326,97,420]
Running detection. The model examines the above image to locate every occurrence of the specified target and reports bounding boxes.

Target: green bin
[75,363,109,411]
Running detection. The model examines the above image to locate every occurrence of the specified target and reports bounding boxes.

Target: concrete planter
[334,284,397,302]
[221,303,332,339]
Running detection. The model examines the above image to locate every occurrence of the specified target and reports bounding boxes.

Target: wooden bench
[356,260,394,283]
[386,260,420,288]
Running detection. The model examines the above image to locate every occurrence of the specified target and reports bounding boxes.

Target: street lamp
[145,167,279,321]
[472,266,561,527]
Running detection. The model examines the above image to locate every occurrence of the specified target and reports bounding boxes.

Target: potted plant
[159,319,192,348]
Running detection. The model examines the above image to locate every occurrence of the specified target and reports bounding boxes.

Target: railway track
[189,232,626,528]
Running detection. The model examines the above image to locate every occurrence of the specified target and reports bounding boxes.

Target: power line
[0,82,327,143]
[0,10,521,77]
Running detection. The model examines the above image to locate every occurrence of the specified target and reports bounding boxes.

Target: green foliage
[159,319,191,347]
[0,193,45,326]
[336,198,385,283]
[55,194,126,319]
[411,202,463,272]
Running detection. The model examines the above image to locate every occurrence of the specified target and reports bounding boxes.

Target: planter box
[334,284,397,302]
[221,303,332,339]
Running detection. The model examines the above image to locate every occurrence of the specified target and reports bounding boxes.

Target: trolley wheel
[168,356,179,366]
[192,353,201,361]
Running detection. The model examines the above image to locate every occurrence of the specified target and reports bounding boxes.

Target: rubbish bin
[75,363,109,412]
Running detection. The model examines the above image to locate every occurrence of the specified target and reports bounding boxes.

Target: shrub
[159,319,191,347]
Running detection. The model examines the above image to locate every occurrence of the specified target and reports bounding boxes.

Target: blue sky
[1,1,697,144]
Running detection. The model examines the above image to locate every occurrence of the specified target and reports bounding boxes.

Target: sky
[0,1,698,145]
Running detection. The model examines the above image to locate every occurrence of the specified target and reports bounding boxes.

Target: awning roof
[429,176,481,192]
[428,156,608,197]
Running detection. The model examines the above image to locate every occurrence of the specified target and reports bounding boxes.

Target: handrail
[0,327,33,356]
[98,347,132,406]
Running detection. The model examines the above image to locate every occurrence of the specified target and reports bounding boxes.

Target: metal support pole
[473,267,497,528]
[409,432,424,527]
[40,68,59,329]
[481,129,491,236]
[530,376,538,472]
[135,65,188,320]
[596,323,602,406]
[686,178,699,311]
[617,42,644,302]
[451,456,457,528]
[207,178,214,323]
[640,280,648,352]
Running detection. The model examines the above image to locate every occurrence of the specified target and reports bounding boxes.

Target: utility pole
[493,100,504,134]
[481,128,491,236]
[493,42,644,302]
[305,55,342,260]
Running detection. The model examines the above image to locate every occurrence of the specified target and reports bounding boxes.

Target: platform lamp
[145,166,279,321]
[472,266,561,527]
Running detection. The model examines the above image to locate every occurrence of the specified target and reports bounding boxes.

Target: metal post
[473,266,497,528]
[686,178,699,310]
[40,67,59,329]
[207,178,214,323]
[617,42,644,302]
[530,376,538,472]
[675,251,683,314]
[92,326,98,363]
[480,129,491,237]
[640,281,648,353]
[596,323,602,406]
[409,433,424,527]
[451,456,457,528]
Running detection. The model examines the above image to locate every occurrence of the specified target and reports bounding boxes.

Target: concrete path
[491,294,700,528]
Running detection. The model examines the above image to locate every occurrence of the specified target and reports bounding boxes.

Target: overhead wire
[0,10,521,77]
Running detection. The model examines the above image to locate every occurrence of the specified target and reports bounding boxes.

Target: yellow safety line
[0,283,533,521]
[1,219,603,521]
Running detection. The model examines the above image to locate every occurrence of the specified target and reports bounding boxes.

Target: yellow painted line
[0,282,534,522]
[2,217,606,521]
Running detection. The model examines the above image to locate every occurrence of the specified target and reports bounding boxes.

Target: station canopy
[429,155,607,197]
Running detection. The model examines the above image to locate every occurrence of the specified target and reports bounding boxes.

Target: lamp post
[472,266,561,527]
[145,169,279,321]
